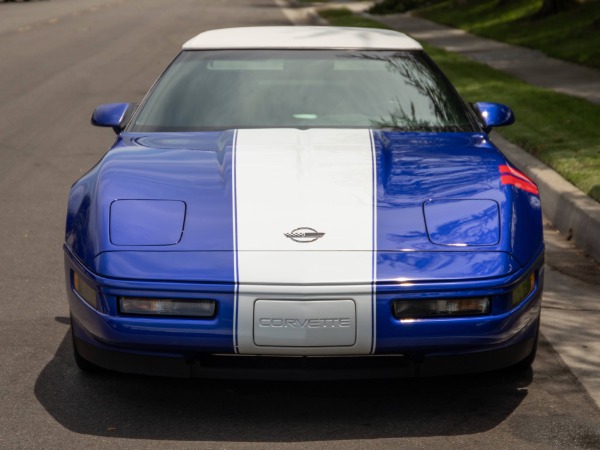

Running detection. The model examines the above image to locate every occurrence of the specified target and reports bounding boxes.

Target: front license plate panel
[253,299,356,347]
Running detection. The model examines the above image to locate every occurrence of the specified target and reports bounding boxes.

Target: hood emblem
[284,227,325,243]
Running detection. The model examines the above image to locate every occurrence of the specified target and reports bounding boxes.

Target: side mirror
[91,103,135,134]
[473,102,515,131]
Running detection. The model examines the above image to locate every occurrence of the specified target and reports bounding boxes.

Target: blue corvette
[64,26,543,378]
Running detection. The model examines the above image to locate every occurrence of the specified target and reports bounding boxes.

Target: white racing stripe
[233,129,376,355]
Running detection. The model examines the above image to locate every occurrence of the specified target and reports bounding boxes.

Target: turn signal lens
[119,297,216,318]
[393,297,490,319]
[499,164,539,195]
[512,273,536,308]
[73,271,99,310]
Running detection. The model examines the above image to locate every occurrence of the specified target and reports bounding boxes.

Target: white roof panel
[182,26,422,51]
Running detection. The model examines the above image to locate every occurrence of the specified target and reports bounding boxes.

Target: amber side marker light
[119,297,216,318]
[512,272,536,308]
[73,271,99,310]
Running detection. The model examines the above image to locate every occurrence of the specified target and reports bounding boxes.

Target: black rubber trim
[73,334,536,380]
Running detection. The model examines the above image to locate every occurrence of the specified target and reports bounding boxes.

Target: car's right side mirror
[473,102,515,131]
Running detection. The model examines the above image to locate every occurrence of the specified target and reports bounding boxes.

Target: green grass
[318,8,600,202]
[369,0,436,14]
[418,0,600,69]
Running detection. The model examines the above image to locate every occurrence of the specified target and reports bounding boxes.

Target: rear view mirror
[474,102,515,131]
[91,103,135,134]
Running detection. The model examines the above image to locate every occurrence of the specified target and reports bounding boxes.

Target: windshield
[129,50,478,132]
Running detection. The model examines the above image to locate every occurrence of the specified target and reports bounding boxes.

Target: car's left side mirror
[91,103,135,134]
[473,102,515,132]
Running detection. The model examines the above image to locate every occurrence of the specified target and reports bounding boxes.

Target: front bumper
[72,322,538,379]
[65,247,543,378]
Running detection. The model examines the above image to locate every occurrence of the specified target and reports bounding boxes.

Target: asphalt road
[1,1,600,448]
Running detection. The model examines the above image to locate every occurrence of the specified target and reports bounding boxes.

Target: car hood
[66,129,542,281]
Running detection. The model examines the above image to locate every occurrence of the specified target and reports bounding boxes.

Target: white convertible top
[182,26,422,51]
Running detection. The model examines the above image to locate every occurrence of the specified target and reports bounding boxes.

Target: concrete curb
[493,134,600,263]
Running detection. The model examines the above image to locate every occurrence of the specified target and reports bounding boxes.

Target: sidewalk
[373,12,600,105]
